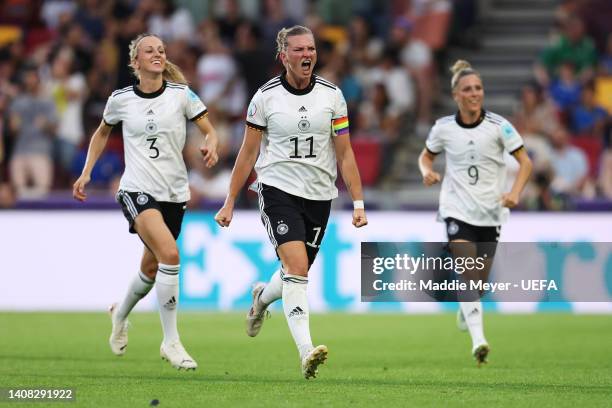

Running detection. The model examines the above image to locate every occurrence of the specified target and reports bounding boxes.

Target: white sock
[260,268,284,306]
[459,301,487,350]
[282,274,313,359]
[156,263,180,345]
[116,270,154,322]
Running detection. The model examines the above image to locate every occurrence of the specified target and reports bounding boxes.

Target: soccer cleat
[456,309,468,332]
[246,283,270,337]
[160,341,198,370]
[473,344,490,367]
[109,303,128,356]
[301,345,328,379]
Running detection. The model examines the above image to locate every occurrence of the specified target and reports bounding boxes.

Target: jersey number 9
[467,165,479,185]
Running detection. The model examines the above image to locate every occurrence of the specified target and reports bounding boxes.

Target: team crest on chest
[145,119,158,134]
[298,115,310,132]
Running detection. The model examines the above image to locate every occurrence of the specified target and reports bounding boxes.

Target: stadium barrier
[1,211,610,312]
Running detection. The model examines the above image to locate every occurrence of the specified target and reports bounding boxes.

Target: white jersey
[245,74,349,200]
[103,81,207,202]
[426,110,524,226]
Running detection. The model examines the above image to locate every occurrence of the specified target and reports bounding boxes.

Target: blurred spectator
[43,47,88,179]
[196,22,246,119]
[599,146,612,199]
[389,16,433,137]
[233,22,269,100]
[535,15,597,87]
[73,0,109,42]
[408,0,452,51]
[548,61,582,116]
[370,47,415,123]
[8,65,57,199]
[598,33,612,75]
[41,0,77,30]
[214,0,247,46]
[147,0,195,43]
[260,0,297,55]
[513,82,562,138]
[570,82,608,137]
[548,128,591,197]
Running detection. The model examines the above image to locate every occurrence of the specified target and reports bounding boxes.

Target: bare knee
[141,262,158,279]
[284,262,309,277]
[157,245,180,265]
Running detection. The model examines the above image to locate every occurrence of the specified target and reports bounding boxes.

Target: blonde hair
[275,25,313,60]
[128,33,188,85]
[450,59,480,90]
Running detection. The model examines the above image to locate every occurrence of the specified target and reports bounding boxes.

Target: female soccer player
[418,60,532,365]
[73,34,219,370]
[214,25,367,379]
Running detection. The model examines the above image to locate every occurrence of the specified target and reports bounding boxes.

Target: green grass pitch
[1,312,611,407]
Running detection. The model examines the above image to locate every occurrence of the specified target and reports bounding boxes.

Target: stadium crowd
[0,0,609,210]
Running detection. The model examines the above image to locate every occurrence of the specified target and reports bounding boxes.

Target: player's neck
[459,109,482,125]
[285,71,310,90]
[138,74,164,93]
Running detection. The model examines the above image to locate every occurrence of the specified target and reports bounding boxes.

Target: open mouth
[301,60,312,70]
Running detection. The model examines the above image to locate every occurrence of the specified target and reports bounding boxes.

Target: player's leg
[277,241,327,379]
[246,183,296,337]
[109,248,156,356]
[134,205,196,370]
[446,218,488,364]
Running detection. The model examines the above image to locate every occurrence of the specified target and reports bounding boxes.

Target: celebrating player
[214,25,367,379]
[73,33,219,370]
[418,60,532,365]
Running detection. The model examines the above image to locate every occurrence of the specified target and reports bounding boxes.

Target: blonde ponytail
[163,60,188,85]
[450,59,480,90]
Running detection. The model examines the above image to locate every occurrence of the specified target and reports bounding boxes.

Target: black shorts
[445,217,500,243]
[116,190,186,239]
[444,217,500,259]
[255,183,331,266]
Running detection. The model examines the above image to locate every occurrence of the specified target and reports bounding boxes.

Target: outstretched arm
[72,120,113,201]
[214,126,262,227]
[334,134,367,228]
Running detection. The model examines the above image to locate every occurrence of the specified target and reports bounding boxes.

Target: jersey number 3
[147,137,159,159]
[289,136,316,159]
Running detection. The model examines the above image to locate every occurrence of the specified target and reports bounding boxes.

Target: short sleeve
[499,119,524,154]
[103,95,120,126]
[425,123,444,154]
[184,87,208,121]
[245,90,266,131]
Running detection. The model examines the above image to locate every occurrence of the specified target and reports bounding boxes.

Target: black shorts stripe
[256,182,278,247]
[119,191,138,219]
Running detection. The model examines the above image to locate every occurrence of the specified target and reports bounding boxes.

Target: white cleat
[109,303,128,356]
[456,309,468,332]
[160,341,198,370]
[246,283,270,337]
[301,345,328,380]
[473,343,490,367]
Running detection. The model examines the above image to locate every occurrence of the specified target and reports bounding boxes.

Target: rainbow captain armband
[332,116,349,136]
